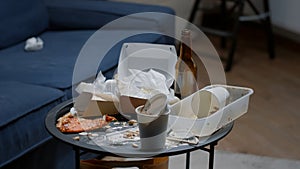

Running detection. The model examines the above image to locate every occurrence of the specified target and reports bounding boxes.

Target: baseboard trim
[273,26,300,43]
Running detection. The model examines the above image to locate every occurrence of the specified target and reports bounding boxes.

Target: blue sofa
[0,0,175,168]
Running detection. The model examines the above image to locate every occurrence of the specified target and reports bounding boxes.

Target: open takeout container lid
[117,43,177,86]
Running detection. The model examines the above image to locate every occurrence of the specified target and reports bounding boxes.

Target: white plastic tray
[168,85,254,137]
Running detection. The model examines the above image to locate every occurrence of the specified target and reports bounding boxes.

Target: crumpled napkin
[118,69,170,99]
[76,71,119,102]
[24,37,43,51]
[76,70,179,105]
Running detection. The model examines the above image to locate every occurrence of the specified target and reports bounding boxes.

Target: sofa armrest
[46,0,175,30]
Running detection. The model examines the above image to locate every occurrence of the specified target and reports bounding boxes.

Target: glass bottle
[174,29,198,98]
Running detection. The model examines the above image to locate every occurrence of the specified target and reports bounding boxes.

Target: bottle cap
[182,29,191,36]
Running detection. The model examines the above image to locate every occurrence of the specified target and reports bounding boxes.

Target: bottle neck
[179,32,192,60]
[180,43,192,60]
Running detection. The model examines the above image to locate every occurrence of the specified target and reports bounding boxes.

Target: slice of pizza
[56,112,117,133]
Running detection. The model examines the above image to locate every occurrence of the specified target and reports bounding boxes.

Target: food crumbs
[79,132,88,136]
[73,136,80,141]
[132,143,139,148]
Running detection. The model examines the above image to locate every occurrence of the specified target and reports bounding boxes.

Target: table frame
[45,100,233,169]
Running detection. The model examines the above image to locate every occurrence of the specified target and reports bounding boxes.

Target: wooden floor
[193,25,300,160]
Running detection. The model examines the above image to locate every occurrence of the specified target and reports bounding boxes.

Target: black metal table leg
[186,152,191,169]
[74,147,80,169]
[208,143,216,169]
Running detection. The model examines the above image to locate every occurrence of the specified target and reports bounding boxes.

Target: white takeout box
[74,43,178,117]
[168,85,254,137]
[117,43,177,115]
[74,92,119,117]
[117,43,177,87]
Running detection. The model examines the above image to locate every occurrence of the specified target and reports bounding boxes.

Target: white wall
[248,0,300,34]
[113,0,300,34]
[112,0,195,19]
[269,0,300,34]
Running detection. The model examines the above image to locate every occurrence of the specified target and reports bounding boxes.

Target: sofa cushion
[0,0,49,49]
[0,81,64,167]
[0,30,163,90]
[0,30,95,89]
[1,139,75,169]
[0,81,64,127]
[46,0,175,30]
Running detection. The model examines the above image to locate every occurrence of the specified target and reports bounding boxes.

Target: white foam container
[117,43,177,86]
[168,85,254,137]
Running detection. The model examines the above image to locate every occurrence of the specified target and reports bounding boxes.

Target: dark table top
[45,99,233,158]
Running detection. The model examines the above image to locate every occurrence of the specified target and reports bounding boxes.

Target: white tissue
[70,107,78,115]
[75,72,119,102]
[118,69,170,99]
[24,37,43,51]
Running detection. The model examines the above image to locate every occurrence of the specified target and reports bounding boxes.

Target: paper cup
[136,106,160,124]
[136,106,170,151]
[192,86,229,118]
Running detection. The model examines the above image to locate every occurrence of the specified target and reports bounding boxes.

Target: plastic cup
[136,105,170,151]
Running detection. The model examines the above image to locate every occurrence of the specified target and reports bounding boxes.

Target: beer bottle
[174,29,198,98]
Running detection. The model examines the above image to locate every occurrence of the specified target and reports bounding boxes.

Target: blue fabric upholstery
[1,139,75,169]
[0,0,175,168]
[0,81,64,128]
[0,0,48,49]
[0,30,94,89]
[46,0,175,30]
[0,81,64,167]
[0,30,163,89]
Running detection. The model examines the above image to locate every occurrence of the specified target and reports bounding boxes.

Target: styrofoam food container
[168,85,254,137]
[117,43,177,87]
